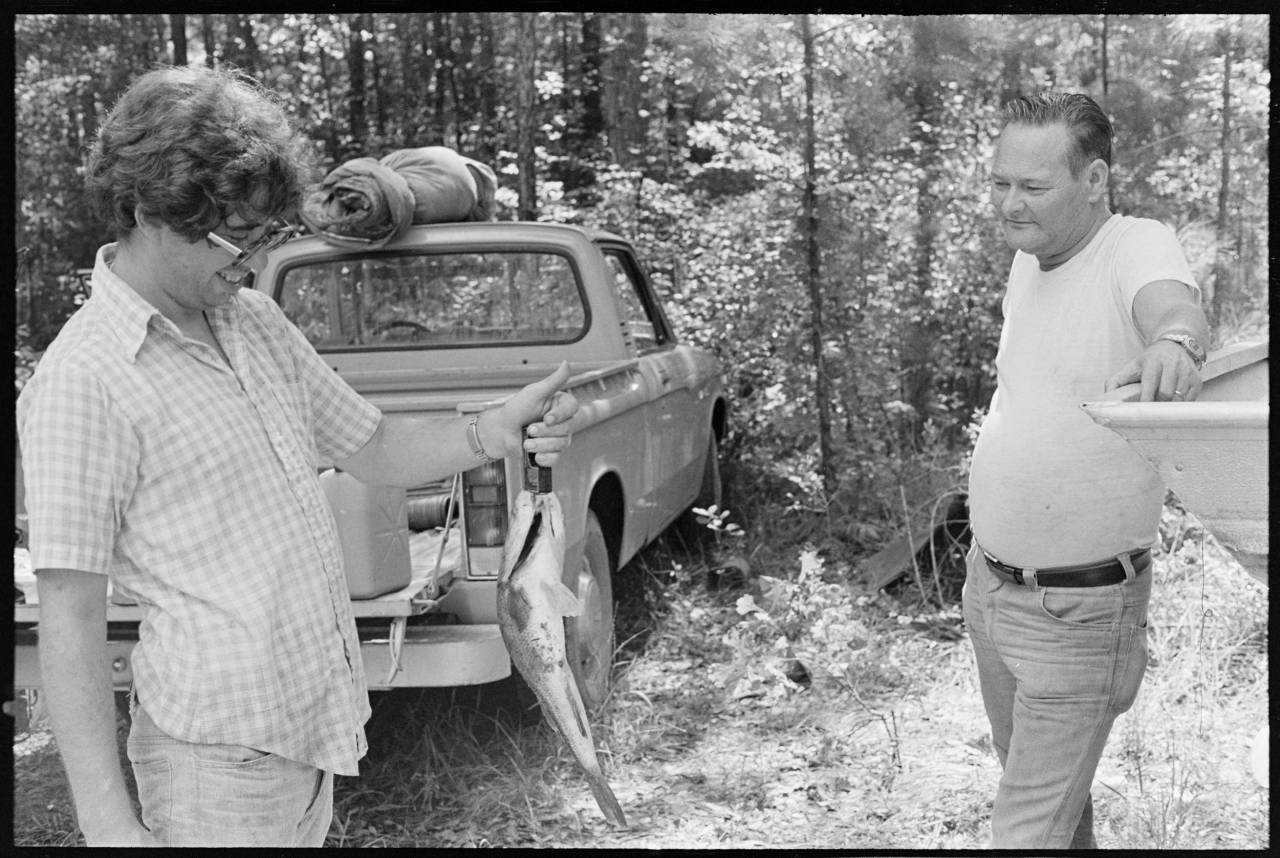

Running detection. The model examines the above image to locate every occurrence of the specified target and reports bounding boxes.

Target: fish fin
[544,579,582,617]
[561,673,591,738]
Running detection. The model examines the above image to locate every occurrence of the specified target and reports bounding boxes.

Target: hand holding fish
[489,361,579,465]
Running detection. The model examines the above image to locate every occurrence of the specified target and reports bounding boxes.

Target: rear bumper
[12,623,512,691]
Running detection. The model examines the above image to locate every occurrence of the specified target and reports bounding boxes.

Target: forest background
[13,12,1269,545]
[10,12,1271,849]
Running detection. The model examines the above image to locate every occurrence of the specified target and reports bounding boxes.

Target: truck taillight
[462,460,508,548]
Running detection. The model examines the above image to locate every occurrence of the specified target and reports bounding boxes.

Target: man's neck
[109,241,206,331]
[1037,208,1113,271]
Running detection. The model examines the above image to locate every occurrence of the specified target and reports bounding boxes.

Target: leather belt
[982,548,1151,588]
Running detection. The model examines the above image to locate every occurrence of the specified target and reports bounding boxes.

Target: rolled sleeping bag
[299,157,416,249]
[379,146,498,223]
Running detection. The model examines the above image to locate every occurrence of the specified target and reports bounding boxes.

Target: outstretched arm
[337,361,580,487]
[1105,279,1210,401]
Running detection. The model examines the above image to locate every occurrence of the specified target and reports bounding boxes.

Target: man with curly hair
[16,65,578,847]
[964,92,1210,848]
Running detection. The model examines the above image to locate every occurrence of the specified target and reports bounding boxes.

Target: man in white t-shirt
[963,92,1209,849]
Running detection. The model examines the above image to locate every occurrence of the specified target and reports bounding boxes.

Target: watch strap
[466,414,494,462]
[1158,332,1206,369]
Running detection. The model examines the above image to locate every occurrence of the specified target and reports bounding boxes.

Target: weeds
[12,495,1267,849]
[1092,504,1269,850]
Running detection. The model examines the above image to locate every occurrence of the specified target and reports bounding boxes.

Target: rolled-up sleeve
[17,366,139,575]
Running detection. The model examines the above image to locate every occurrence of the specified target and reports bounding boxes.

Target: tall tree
[799,15,836,498]
[602,13,649,169]
[576,13,605,186]
[170,14,188,65]
[1210,22,1236,326]
[369,18,387,141]
[900,16,947,444]
[475,14,499,161]
[347,15,369,153]
[201,14,215,67]
[1100,15,1116,212]
[430,13,452,147]
[514,13,538,220]
[224,15,261,72]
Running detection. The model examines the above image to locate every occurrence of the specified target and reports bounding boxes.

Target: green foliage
[13,13,1270,553]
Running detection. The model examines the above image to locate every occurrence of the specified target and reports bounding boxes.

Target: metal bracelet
[466,414,494,462]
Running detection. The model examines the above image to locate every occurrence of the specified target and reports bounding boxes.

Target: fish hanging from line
[496,486,627,829]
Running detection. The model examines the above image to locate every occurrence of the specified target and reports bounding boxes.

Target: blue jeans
[962,541,1151,849]
[126,694,333,847]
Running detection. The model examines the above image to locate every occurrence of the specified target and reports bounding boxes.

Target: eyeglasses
[206,217,299,267]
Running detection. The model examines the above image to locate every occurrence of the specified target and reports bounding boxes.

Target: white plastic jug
[320,469,412,599]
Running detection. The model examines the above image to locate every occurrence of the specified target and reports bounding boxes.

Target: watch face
[1166,334,1205,363]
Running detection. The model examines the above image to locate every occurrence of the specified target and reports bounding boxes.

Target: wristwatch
[1158,332,1206,369]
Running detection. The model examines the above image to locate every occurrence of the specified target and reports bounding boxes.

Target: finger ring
[1173,389,1185,398]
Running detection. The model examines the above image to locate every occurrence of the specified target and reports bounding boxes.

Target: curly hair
[1001,92,1113,178]
[86,65,314,241]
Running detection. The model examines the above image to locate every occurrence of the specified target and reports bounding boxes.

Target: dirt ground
[11,523,1269,849]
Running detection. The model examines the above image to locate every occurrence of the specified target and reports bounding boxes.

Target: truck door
[600,247,702,537]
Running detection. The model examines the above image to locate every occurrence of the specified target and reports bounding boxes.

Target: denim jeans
[126,694,333,847]
[962,541,1151,849]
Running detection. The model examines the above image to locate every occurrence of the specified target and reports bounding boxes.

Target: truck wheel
[564,512,615,711]
[675,434,723,547]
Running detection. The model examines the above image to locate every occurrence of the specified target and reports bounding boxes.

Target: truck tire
[564,512,615,711]
[675,434,723,547]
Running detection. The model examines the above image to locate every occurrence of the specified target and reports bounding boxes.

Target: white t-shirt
[968,214,1199,567]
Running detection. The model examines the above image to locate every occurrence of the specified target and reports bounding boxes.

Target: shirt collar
[88,243,243,363]
[89,244,165,362]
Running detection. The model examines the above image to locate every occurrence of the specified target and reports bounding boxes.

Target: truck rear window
[276,250,586,350]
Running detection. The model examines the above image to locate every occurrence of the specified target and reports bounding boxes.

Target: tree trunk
[170,14,188,65]
[201,14,216,67]
[78,78,97,148]
[1101,15,1115,212]
[225,15,260,73]
[901,17,944,446]
[347,15,368,154]
[563,12,603,194]
[455,13,478,152]
[429,13,460,148]
[1210,26,1235,330]
[602,13,648,170]
[150,15,167,67]
[799,16,836,498]
[477,14,499,162]
[514,13,538,221]
[430,13,450,147]
[369,18,387,141]
[579,13,604,142]
[314,16,339,164]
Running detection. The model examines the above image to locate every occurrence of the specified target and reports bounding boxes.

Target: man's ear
[133,206,156,231]
[1086,159,1110,203]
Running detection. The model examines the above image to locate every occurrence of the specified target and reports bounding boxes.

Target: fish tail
[586,774,627,828]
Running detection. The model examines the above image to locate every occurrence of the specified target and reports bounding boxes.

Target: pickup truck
[13,220,727,711]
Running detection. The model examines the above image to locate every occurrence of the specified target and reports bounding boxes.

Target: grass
[11,501,1268,848]
[1092,503,1270,850]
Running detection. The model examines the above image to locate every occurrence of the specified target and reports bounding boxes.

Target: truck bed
[13,528,463,623]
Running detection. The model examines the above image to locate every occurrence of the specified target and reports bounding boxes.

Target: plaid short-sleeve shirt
[17,245,383,775]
